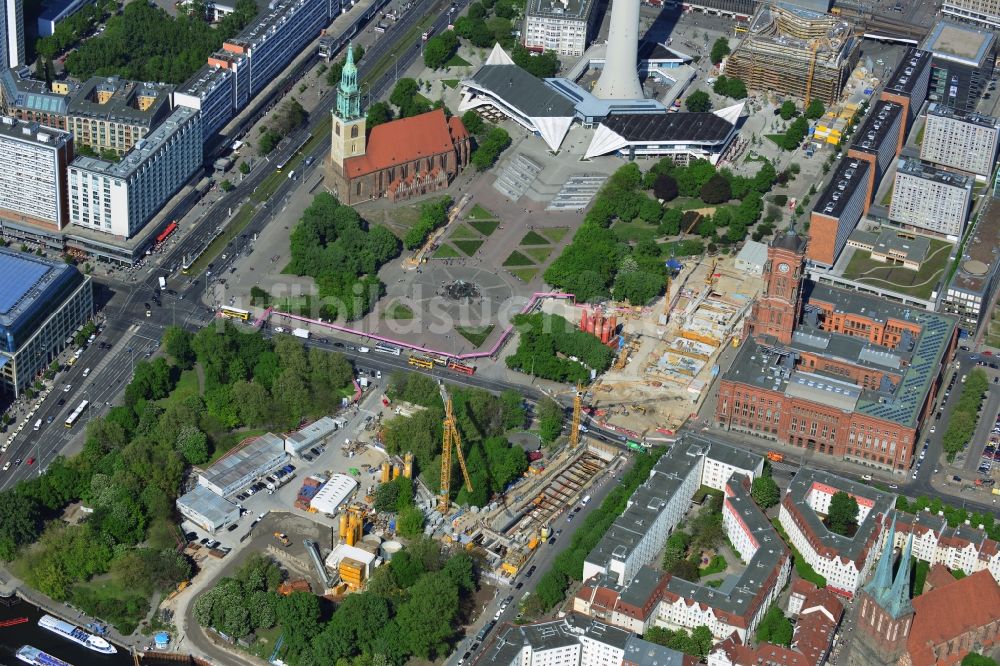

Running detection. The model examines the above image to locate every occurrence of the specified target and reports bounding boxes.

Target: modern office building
[522,0,598,57]
[725,3,860,105]
[2,0,24,69]
[37,0,94,36]
[172,65,236,143]
[0,66,72,130]
[0,248,92,397]
[0,116,73,232]
[920,103,1000,178]
[942,0,1000,31]
[888,158,972,239]
[807,158,870,267]
[67,76,173,155]
[68,106,202,239]
[718,233,958,475]
[924,21,995,113]
[939,197,1000,332]
[880,48,931,131]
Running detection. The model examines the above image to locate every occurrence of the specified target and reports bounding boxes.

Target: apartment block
[522,0,598,57]
[880,48,930,132]
[0,116,73,231]
[68,76,173,155]
[924,20,995,113]
[942,0,1000,31]
[173,64,236,142]
[847,100,904,209]
[807,158,869,266]
[889,158,972,239]
[69,106,202,239]
[920,103,1000,177]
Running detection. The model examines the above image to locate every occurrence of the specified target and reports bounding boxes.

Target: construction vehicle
[274,532,291,547]
[976,478,996,487]
[540,524,551,539]
[438,387,473,513]
[767,451,784,463]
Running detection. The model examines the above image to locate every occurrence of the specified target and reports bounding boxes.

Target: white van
[82,368,91,378]
[33,419,42,431]
[581,495,591,506]
[358,346,370,353]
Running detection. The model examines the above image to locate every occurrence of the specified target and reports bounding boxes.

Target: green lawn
[456,324,495,347]
[468,203,496,220]
[453,239,484,256]
[384,302,415,320]
[469,220,499,236]
[915,123,925,146]
[450,224,480,240]
[841,238,951,300]
[70,578,150,635]
[525,246,553,263]
[766,134,789,148]
[520,230,550,245]
[511,267,538,282]
[503,250,534,267]
[442,79,459,88]
[434,243,462,258]
[446,53,471,67]
[157,368,201,409]
[540,227,570,242]
[613,220,659,244]
[699,555,727,578]
[880,184,894,207]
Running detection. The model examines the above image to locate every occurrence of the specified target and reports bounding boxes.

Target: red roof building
[905,569,1000,666]
[328,107,471,205]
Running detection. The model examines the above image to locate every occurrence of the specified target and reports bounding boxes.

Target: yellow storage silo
[339,514,349,540]
[381,462,391,483]
[403,452,414,479]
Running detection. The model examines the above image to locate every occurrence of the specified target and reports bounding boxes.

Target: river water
[0,597,133,666]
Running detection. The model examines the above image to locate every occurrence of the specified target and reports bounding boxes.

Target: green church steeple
[336,42,361,120]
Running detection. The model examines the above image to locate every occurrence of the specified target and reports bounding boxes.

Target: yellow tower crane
[438,395,473,513]
[705,258,719,291]
[569,383,584,448]
[804,38,819,107]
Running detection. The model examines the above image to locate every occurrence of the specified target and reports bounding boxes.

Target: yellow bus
[408,355,434,369]
[219,306,250,321]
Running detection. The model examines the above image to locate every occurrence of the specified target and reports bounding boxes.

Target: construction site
[542,252,764,440]
[725,3,862,105]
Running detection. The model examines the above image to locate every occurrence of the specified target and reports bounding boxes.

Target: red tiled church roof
[344,108,464,178]
[907,569,1000,666]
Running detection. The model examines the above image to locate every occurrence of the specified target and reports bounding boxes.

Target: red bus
[447,361,475,375]
[156,221,178,243]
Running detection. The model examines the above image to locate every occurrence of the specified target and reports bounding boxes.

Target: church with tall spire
[326,43,471,205]
[845,519,916,665]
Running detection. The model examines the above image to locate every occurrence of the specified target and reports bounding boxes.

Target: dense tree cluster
[389,78,432,119]
[537,398,564,443]
[710,36,731,65]
[751,473,780,509]
[772,115,810,151]
[713,75,747,100]
[779,100,797,120]
[756,606,793,646]
[685,90,711,112]
[645,625,715,658]
[194,554,282,639]
[942,368,988,461]
[805,98,826,120]
[286,193,400,321]
[962,653,999,666]
[827,491,859,536]
[366,101,394,128]
[403,196,452,250]
[382,378,527,506]
[511,44,560,78]
[529,447,666,611]
[35,0,118,60]
[506,313,614,383]
[424,30,459,69]
[471,126,512,171]
[63,0,258,83]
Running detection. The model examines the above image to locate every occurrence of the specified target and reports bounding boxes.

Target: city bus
[219,306,251,321]
[374,342,402,356]
[447,361,475,376]
[65,400,88,428]
[408,355,434,369]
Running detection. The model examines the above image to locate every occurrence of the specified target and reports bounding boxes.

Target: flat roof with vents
[925,20,995,68]
[927,102,1000,130]
[814,159,869,219]
[896,156,971,188]
[850,100,901,155]
[884,47,930,96]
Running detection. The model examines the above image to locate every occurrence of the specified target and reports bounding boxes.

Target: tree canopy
[827,491,859,536]
[756,606,793,646]
[506,313,614,383]
[685,90,711,112]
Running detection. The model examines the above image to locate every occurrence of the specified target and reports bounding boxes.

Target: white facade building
[0,116,72,230]
[2,0,24,69]
[68,106,202,239]
[888,158,972,239]
[522,0,596,57]
[310,473,358,514]
[176,485,240,532]
[198,432,288,497]
[920,103,1000,177]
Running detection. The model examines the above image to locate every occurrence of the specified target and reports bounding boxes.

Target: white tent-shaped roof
[713,101,746,126]
[485,42,515,66]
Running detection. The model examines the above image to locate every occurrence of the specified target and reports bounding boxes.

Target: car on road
[57,398,65,406]
[2,462,9,471]
[334,342,344,348]
[888,484,898,489]
[227,523,239,532]
[548,536,556,545]
[515,581,523,590]
[525,565,537,577]
[63,384,71,392]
